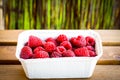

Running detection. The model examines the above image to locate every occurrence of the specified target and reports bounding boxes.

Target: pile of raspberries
[20,34,96,59]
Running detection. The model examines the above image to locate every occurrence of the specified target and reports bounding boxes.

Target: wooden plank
[0,65,27,80]
[0,46,120,65]
[0,30,23,45]
[0,30,120,45]
[95,30,120,46]
[0,46,16,60]
[98,46,120,65]
[0,65,120,80]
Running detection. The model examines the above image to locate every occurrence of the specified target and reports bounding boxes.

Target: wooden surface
[0,46,120,65]
[0,65,120,80]
[0,30,120,80]
[0,30,120,45]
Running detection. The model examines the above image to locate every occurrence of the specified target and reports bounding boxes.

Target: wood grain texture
[0,46,120,65]
[95,30,120,46]
[0,30,23,45]
[0,30,120,45]
[0,65,27,80]
[0,65,120,80]
[98,46,120,65]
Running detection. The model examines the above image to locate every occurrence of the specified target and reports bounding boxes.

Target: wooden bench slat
[0,46,120,65]
[0,46,16,60]
[0,65,27,80]
[0,30,23,45]
[98,46,120,65]
[0,30,120,46]
[0,65,120,80]
[95,30,120,46]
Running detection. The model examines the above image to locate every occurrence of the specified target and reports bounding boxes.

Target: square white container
[16,30,103,79]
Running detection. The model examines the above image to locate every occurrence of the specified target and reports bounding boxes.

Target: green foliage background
[3,0,120,29]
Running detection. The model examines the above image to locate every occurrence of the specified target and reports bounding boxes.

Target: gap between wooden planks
[0,46,120,65]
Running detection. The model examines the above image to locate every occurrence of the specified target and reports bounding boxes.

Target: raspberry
[56,46,66,54]
[62,50,75,57]
[56,34,68,43]
[45,37,58,46]
[86,46,95,51]
[70,35,86,47]
[20,46,33,59]
[33,46,45,54]
[89,50,97,57]
[74,47,90,57]
[50,51,62,58]
[86,36,95,46]
[28,35,43,48]
[20,34,97,59]
[70,37,76,45]
[44,42,56,52]
[60,41,72,50]
[33,51,49,58]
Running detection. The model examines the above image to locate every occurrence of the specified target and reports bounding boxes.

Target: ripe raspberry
[60,41,72,50]
[86,46,95,51]
[56,46,66,54]
[86,36,95,46]
[44,42,56,52]
[89,50,97,57]
[33,51,49,58]
[45,37,58,46]
[74,47,90,57]
[20,46,33,59]
[56,34,68,43]
[70,37,76,46]
[62,50,75,57]
[70,35,86,47]
[33,46,45,54]
[28,35,43,48]
[50,51,62,58]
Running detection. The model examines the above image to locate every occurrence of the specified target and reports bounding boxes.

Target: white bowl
[16,30,103,79]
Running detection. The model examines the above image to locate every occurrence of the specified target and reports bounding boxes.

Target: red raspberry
[60,41,72,50]
[70,35,86,47]
[56,46,66,54]
[86,46,95,51]
[89,50,97,57]
[74,47,90,57]
[44,42,56,52]
[56,34,68,43]
[33,51,49,58]
[33,46,45,54]
[62,50,75,57]
[20,46,33,59]
[86,36,95,46]
[70,37,76,45]
[28,35,43,48]
[45,37,58,46]
[50,51,62,58]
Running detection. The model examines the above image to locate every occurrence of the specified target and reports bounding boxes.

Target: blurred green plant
[3,0,120,29]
